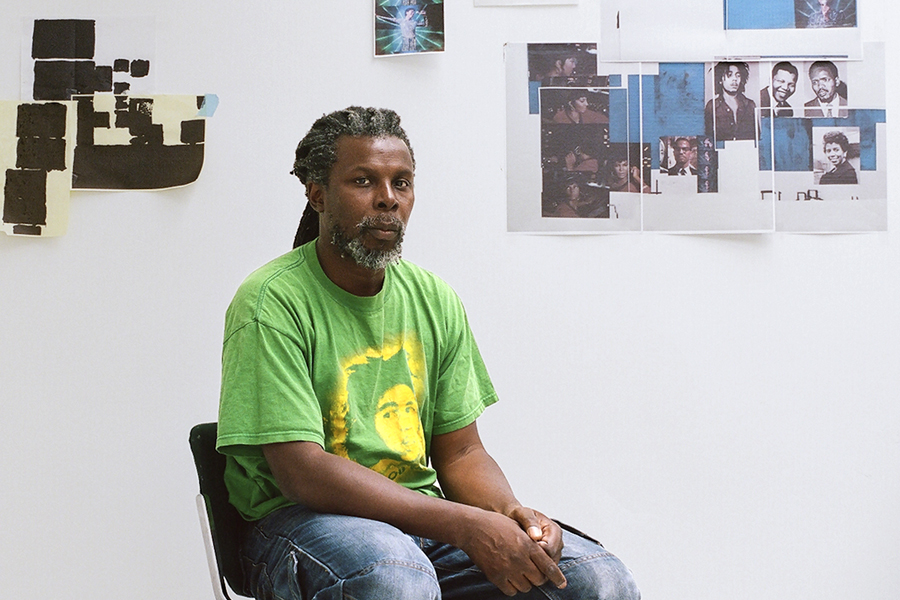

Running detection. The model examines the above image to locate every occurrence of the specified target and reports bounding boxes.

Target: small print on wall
[375,1,445,56]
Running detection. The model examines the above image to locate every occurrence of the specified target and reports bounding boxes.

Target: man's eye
[355,177,370,185]
[394,179,410,188]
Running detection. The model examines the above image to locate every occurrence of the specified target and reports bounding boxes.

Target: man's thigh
[424,529,640,600]
[241,505,439,600]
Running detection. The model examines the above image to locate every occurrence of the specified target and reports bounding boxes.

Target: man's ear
[307,182,326,213]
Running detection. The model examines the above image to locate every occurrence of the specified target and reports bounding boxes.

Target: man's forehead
[333,135,414,169]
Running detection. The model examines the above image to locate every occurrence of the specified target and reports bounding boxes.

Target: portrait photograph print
[704,61,760,143]
[813,127,859,186]
[374,1,444,56]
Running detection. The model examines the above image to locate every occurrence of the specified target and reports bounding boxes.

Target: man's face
[310,135,415,270]
[810,68,838,103]
[613,160,629,181]
[721,66,743,95]
[565,182,581,201]
[772,69,797,103]
[376,384,425,462]
[824,141,846,166]
[674,140,693,168]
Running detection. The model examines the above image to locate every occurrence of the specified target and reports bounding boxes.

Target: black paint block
[114,82,131,94]
[114,59,130,72]
[33,61,76,100]
[181,120,205,144]
[73,144,204,189]
[114,109,130,129]
[17,138,67,171]
[131,124,164,146]
[74,63,112,94]
[13,224,42,235]
[116,96,129,110]
[130,60,150,78]
[76,97,95,146]
[93,110,110,129]
[33,61,113,99]
[32,20,95,60]
[3,169,47,225]
[17,103,67,138]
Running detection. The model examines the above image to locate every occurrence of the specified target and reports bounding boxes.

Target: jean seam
[351,558,439,580]
[558,550,614,573]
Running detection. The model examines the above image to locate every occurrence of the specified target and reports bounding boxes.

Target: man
[760,61,798,117]
[666,137,698,176]
[804,61,848,118]
[217,107,640,600]
[819,130,858,184]
[704,61,757,141]
[805,0,850,28]
[381,7,426,53]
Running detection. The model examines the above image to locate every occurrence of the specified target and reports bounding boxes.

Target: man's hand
[507,506,565,564]
[456,509,567,596]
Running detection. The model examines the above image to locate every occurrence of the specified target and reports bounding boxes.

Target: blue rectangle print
[725,0,796,29]
[651,64,706,139]
[609,88,629,144]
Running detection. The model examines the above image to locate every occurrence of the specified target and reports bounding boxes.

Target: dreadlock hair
[290,106,415,249]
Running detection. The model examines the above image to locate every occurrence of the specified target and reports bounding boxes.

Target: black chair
[189,422,252,600]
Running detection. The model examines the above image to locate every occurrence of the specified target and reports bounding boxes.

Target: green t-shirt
[217,241,498,521]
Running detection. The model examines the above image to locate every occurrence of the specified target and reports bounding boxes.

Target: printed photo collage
[507,40,886,233]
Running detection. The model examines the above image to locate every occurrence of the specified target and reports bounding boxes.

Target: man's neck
[315,237,386,297]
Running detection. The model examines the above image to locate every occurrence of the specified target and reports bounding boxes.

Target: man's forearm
[263,440,477,547]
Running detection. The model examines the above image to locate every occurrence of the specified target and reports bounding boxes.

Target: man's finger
[532,548,568,589]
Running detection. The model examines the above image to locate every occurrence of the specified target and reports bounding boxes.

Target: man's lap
[241,504,639,600]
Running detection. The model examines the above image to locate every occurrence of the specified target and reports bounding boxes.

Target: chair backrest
[189,422,250,599]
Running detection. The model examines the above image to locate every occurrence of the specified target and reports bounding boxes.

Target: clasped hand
[459,506,567,596]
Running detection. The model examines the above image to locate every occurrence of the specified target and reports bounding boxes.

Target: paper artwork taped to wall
[375,1,445,56]
[1,18,216,237]
[505,42,886,234]
[725,0,857,30]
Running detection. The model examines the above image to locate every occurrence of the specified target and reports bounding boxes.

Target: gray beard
[330,216,405,271]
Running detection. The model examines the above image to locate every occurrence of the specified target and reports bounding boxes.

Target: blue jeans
[241,505,640,600]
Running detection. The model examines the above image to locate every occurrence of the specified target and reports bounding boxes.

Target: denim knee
[557,550,640,600]
[337,559,440,600]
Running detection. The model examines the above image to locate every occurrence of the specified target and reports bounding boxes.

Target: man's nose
[374,182,399,210]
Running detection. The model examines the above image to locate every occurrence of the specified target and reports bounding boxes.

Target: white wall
[1,2,897,599]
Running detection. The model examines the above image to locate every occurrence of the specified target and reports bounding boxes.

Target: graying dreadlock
[291,107,415,249]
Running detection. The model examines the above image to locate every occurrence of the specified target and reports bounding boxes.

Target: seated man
[217,106,640,599]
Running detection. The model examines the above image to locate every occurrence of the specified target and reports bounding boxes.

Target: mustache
[358,215,405,232]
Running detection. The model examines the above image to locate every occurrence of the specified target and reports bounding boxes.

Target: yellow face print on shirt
[328,332,427,481]
[375,384,425,462]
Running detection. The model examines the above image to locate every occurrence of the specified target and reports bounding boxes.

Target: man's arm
[430,422,566,564]
[263,434,566,596]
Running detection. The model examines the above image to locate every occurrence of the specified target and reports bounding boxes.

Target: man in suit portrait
[665,137,698,176]
[760,62,799,117]
[804,61,848,117]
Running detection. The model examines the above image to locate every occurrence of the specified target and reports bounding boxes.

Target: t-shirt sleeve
[217,318,325,455]
[430,291,498,435]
